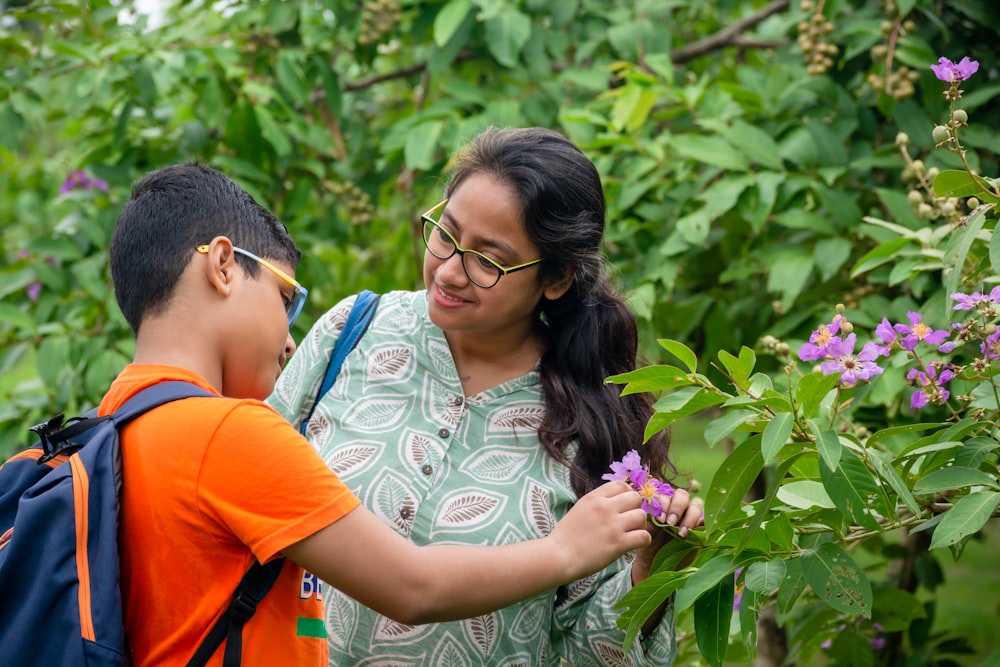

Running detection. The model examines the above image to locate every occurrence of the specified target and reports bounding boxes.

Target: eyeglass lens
[422,219,501,288]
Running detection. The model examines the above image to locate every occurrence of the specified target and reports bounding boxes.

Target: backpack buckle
[29,414,66,462]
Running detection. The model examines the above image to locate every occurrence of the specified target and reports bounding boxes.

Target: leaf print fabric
[267,290,677,666]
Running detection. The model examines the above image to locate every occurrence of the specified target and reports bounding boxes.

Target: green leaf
[254,106,292,157]
[777,480,835,509]
[704,435,764,535]
[0,304,35,332]
[867,422,943,447]
[851,238,913,277]
[615,570,689,650]
[761,412,794,464]
[764,513,795,551]
[433,0,472,46]
[675,554,739,611]
[611,84,658,133]
[872,587,927,632]
[991,225,1000,276]
[930,491,1000,549]
[942,207,987,314]
[914,467,1000,494]
[808,420,842,471]
[657,338,698,372]
[766,252,813,309]
[820,449,882,531]
[796,372,839,419]
[36,336,71,388]
[718,119,783,170]
[718,346,756,387]
[868,450,921,517]
[669,134,749,171]
[745,558,787,594]
[483,7,532,67]
[932,169,1000,202]
[607,364,692,394]
[704,409,757,447]
[801,542,872,615]
[694,576,734,667]
[404,120,444,170]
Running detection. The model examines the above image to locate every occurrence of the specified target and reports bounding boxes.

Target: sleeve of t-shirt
[195,400,360,563]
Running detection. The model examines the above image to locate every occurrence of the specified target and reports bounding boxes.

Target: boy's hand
[632,488,704,585]
[548,481,652,581]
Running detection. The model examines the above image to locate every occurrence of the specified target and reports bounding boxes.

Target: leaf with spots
[801,542,872,615]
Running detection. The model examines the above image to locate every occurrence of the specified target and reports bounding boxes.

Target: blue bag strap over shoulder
[299,290,381,435]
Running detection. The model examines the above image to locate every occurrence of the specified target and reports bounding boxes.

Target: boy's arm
[282,480,651,625]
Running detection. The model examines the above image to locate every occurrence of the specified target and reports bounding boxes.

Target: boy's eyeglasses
[420,199,543,289]
[195,244,308,327]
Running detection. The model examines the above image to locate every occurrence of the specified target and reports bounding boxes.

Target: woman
[269,126,702,666]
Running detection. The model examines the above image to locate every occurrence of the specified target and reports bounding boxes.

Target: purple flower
[981,331,1000,361]
[893,312,950,351]
[951,286,1000,311]
[907,363,954,409]
[59,169,109,195]
[26,282,41,301]
[603,449,642,483]
[930,56,979,83]
[798,315,847,361]
[819,334,886,386]
[875,317,899,347]
[603,449,675,519]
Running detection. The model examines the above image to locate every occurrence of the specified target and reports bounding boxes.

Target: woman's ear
[543,271,573,301]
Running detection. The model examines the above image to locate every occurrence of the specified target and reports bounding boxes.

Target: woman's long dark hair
[445,127,673,497]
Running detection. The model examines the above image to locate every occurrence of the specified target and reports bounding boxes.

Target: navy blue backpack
[0,381,283,667]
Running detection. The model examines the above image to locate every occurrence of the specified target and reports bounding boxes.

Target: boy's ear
[543,270,573,301]
[200,237,238,297]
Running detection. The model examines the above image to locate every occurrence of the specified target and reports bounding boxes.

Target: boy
[104,162,652,666]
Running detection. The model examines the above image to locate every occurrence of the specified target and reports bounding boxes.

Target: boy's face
[220,253,298,400]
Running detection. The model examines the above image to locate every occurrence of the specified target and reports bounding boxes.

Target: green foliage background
[2,0,999,665]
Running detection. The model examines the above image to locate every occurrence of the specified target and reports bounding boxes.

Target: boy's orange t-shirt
[101,364,360,667]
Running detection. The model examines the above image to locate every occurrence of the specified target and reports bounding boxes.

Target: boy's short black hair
[110,162,300,334]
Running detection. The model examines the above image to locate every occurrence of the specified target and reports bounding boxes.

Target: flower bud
[907,190,923,206]
[932,125,951,143]
[968,197,980,209]
[895,131,909,146]
[917,203,933,219]
[952,108,968,123]
[926,167,939,180]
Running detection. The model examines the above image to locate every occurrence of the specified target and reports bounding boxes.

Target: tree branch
[671,0,790,65]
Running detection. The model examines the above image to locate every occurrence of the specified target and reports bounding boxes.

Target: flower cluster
[797,314,886,386]
[603,449,674,519]
[796,285,1000,411]
[59,169,109,195]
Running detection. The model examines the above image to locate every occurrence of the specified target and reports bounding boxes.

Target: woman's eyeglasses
[420,199,543,289]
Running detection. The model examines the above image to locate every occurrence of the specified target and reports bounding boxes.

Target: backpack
[0,381,283,667]
[299,289,380,435]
